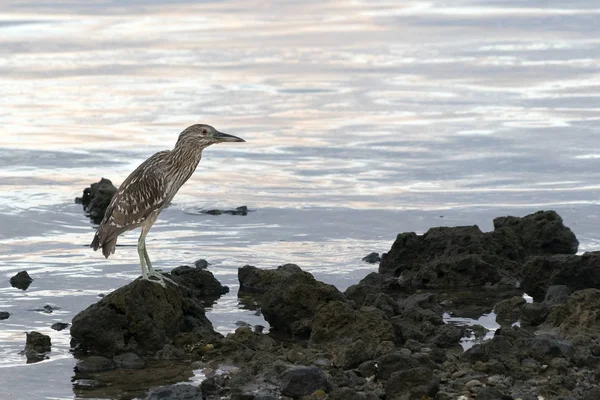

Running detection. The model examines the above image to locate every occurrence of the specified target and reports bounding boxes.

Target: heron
[91,124,245,287]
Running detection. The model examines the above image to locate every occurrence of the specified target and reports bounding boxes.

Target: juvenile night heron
[91,124,244,287]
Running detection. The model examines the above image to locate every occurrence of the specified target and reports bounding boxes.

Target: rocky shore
[68,209,600,399]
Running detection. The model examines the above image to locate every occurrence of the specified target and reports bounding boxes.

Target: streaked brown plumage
[91,124,245,286]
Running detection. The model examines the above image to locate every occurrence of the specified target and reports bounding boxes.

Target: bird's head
[176,124,245,148]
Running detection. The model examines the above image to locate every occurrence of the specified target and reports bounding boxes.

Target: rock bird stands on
[91,124,244,287]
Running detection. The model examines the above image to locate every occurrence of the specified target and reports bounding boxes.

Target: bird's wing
[100,151,171,232]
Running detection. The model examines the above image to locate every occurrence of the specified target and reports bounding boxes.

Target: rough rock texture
[76,356,116,373]
[379,210,577,289]
[385,366,439,400]
[23,331,51,363]
[309,301,395,369]
[280,366,329,397]
[170,265,229,300]
[344,272,403,307]
[362,252,381,263]
[71,268,224,357]
[146,384,202,400]
[522,252,600,300]
[201,205,249,216]
[75,178,118,223]
[51,322,69,331]
[543,288,600,340]
[239,264,345,336]
[10,270,33,290]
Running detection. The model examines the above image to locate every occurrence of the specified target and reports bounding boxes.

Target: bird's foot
[147,271,178,287]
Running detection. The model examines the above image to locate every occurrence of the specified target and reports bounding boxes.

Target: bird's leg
[138,233,166,288]
[143,246,178,286]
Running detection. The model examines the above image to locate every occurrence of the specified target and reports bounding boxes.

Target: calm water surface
[1,0,600,398]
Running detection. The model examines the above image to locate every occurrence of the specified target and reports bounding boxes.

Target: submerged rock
[0,311,9,320]
[51,322,69,331]
[362,252,381,263]
[76,356,116,373]
[146,384,202,400]
[75,178,117,223]
[113,352,145,369]
[10,270,33,290]
[70,268,224,358]
[23,331,51,363]
[201,205,249,216]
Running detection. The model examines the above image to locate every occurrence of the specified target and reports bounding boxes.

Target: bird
[91,124,245,287]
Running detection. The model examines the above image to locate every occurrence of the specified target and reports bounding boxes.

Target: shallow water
[1,0,600,398]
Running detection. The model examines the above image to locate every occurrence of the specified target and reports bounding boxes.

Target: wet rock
[146,384,201,400]
[543,285,571,306]
[194,259,210,269]
[70,273,222,357]
[376,352,422,380]
[309,301,394,368]
[362,252,381,263]
[238,263,309,293]
[23,331,51,363]
[75,178,118,223]
[344,272,403,306]
[379,210,577,289]
[529,334,573,363]
[76,356,116,373]
[494,296,526,324]
[169,265,229,298]
[363,292,399,317]
[0,311,9,320]
[113,352,145,369]
[520,302,549,326]
[10,270,33,290]
[31,304,58,313]
[522,252,600,300]
[385,366,439,400]
[201,205,249,216]
[280,366,328,398]
[357,360,378,378]
[330,387,370,400]
[51,322,70,331]
[256,267,345,336]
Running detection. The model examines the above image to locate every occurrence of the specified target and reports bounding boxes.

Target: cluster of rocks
[67,210,600,399]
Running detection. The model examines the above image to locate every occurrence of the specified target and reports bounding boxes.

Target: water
[1,0,600,398]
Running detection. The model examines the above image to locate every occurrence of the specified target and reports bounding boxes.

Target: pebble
[465,379,483,389]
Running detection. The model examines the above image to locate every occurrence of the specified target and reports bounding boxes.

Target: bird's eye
[202,129,207,135]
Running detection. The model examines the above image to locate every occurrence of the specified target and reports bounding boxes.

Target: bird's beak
[215,130,245,143]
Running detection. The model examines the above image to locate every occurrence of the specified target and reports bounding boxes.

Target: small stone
[0,312,9,320]
[357,360,378,378]
[51,322,69,331]
[76,356,116,373]
[362,252,381,263]
[253,325,265,333]
[194,259,210,269]
[281,366,328,397]
[113,352,145,369]
[452,370,469,379]
[10,271,33,290]
[465,379,482,389]
[147,384,202,400]
[312,358,331,368]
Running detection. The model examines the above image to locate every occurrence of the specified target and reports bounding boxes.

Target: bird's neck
[168,140,206,187]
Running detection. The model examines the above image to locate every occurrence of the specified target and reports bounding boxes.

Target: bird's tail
[91,233,117,259]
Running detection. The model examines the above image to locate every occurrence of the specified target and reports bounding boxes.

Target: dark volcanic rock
[75,356,116,373]
[379,210,577,290]
[10,270,33,290]
[51,322,70,331]
[520,302,550,326]
[385,366,439,400]
[280,366,328,397]
[362,252,381,263]
[201,205,249,216]
[113,352,145,369]
[309,301,395,369]
[522,252,600,301]
[238,263,309,293]
[543,288,600,340]
[70,270,222,357]
[23,331,51,363]
[492,210,578,255]
[494,296,526,324]
[544,285,572,306]
[252,266,345,337]
[194,259,210,269]
[169,265,229,298]
[0,311,9,320]
[344,272,403,306]
[75,178,117,223]
[146,384,202,400]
